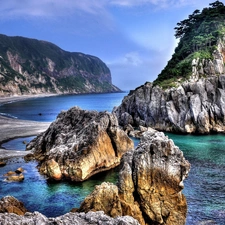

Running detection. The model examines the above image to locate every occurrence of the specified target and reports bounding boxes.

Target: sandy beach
[0,95,52,160]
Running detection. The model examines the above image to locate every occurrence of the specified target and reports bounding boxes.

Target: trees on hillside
[154,1,225,88]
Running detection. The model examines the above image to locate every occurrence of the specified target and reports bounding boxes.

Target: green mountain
[0,34,120,96]
[153,0,225,89]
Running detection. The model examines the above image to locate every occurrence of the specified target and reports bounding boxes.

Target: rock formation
[26,106,134,182]
[0,211,140,225]
[0,196,28,215]
[114,28,225,134]
[114,74,225,134]
[0,34,120,97]
[78,130,190,225]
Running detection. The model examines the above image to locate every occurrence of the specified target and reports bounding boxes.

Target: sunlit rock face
[0,196,28,216]
[78,130,190,225]
[26,106,134,182]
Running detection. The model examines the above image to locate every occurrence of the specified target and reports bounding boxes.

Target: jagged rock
[26,106,134,181]
[114,75,225,134]
[0,196,28,215]
[78,130,190,225]
[114,38,225,134]
[0,211,140,225]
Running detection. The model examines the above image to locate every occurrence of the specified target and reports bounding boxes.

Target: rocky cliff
[0,34,120,96]
[114,37,225,134]
[78,130,190,225]
[26,107,134,181]
[114,2,225,134]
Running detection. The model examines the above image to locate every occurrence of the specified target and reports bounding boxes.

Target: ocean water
[0,93,225,224]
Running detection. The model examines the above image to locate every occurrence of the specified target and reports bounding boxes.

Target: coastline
[0,94,54,160]
[0,115,50,159]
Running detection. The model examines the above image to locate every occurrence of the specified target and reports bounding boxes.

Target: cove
[0,93,225,224]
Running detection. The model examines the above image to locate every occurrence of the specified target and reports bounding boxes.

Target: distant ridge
[0,34,121,96]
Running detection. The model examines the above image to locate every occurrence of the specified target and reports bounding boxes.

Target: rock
[0,211,140,225]
[114,38,225,134]
[0,161,6,167]
[114,75,225,134]
[6,174,24,182]
[78,130,190,225]
[26,107,134,182]
[0,196,28,215]
[15,167,24,174]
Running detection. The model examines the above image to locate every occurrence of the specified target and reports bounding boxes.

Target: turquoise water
[0,93,225,224]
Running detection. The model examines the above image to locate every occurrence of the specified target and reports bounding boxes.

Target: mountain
[114,1,225,134]
[0,34,120,96]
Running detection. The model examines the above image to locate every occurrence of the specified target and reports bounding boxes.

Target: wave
[0,112,18,119]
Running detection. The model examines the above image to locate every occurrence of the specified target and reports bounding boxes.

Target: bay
[0,93,225,224]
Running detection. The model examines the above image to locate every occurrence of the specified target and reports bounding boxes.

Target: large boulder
[26,106,134,182]
[78,130,190,225]
[0,196,28,215]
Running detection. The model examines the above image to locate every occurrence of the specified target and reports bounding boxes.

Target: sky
[0,0,223,90]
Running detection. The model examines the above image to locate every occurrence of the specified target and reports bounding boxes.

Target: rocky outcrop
[0,34,120,97]
[26,106,134,182]
[0,211,140,225]
[114,75,225,134]
[78,130,190,225]
[114,37,225,134]
[0,196,28,215]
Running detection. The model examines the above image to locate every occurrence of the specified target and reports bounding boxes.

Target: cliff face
[0,34,120,96]
[114,38,225,134]
[78,130,190,225]
[26,107,134,182]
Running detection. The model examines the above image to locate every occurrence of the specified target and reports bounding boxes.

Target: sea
[0,92,224,225]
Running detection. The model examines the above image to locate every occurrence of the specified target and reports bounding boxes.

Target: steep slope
[0,34,120,96]
[114,1,225,134]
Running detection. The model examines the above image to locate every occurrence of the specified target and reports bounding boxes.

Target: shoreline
[0,94,53,160]
[0,93,58,105]
[0,115,50,160]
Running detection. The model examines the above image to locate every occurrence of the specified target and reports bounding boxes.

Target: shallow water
[0,93,225,224]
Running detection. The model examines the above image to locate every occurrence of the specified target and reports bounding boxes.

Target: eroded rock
[0,211,140,225]
[26,107,134,182]
[78,130,190,225]
[0,196,28,215]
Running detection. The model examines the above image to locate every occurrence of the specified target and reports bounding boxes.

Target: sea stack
[26,106,134,182]
[78,129,190,225]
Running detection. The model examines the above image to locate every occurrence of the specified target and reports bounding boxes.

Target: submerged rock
[78,130,190,225]
[0,211,140,225]
[26,106,134,182]
[0,196,28,215]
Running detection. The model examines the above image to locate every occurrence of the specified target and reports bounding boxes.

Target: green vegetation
[0,33,117,94]
[153,1,225,88]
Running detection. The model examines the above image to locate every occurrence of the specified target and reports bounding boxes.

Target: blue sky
[0,0,222,90]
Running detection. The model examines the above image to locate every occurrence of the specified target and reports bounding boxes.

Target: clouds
[0,0,219,90]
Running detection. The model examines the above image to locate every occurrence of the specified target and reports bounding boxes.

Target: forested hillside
[154,1,225,88]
